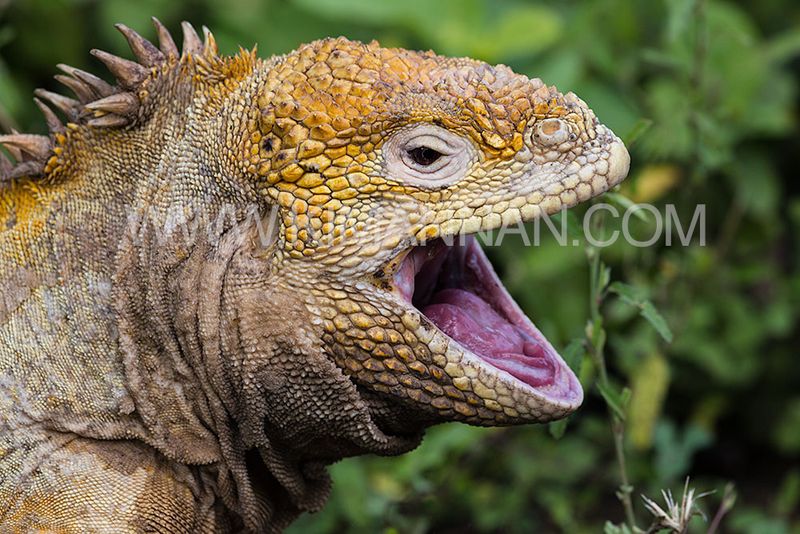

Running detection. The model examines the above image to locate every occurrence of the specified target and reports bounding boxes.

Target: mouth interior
[393,236,580,402]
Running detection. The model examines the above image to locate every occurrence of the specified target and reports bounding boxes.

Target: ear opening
[251,203,281,256]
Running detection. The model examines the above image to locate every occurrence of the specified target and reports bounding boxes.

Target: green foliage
[1,0,799,531]
[653,421,712,485]
[609,282,673,343]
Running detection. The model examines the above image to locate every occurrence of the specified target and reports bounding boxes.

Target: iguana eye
[407,146,443,166]
[384,124,476,188]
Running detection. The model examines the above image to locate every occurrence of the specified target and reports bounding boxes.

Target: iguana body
[0,20,629,532]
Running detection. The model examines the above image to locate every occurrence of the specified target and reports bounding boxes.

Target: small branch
[687,0,707,187]
[707,483,736,534]
[586,208,638,530]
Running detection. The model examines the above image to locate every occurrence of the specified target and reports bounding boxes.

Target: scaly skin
[0,21,629,533]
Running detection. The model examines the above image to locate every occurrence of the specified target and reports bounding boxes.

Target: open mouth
[393,236,582,407]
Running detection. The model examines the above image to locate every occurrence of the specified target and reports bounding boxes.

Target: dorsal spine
[0,18,220,184]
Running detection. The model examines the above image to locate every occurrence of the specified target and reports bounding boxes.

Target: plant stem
[586,208,638,530]
[687,0,707,187]
[707,484,736,534]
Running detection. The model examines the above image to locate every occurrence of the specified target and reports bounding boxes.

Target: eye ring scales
[384,123,476,188]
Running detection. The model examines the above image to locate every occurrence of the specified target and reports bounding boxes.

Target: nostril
[534,118,570,146]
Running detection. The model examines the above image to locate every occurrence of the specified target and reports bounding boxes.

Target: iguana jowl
[0,20,630,532]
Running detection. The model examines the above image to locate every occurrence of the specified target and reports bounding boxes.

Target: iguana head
[0,24,629,525]
[236,37,629,438]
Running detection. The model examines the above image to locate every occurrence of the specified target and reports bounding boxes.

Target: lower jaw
[393,235,583,410]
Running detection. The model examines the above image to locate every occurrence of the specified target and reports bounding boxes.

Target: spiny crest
[0,19,220,183]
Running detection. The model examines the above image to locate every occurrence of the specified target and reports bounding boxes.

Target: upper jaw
[409,128,630,244]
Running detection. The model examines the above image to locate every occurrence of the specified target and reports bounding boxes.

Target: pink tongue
[422,289,556,387]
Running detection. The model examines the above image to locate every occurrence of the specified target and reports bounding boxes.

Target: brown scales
[0,18,217,182]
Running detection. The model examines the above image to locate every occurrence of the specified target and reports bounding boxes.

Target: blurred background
[1,0,799,532]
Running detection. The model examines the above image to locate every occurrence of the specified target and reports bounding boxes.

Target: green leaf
[639,47,686,70]
[598,263,612,293]
[561,339,586,373]
[629,353,671,449]
[608,281,646,305]
[605,192,648,222]
[622,117,653,148]
[640,302,674,343]
[775,471,800,517]
[609,282,674,343]
[603,520,633,534]
[766,28,800,62]
[548,417,569,440]
[665,0,696,43]
[597,382,630,421]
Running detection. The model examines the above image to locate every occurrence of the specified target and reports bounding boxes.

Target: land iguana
[0,20,630,533]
